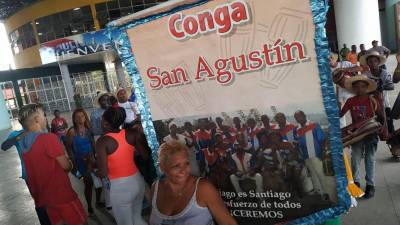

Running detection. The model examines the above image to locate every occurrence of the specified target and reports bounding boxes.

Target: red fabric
[105,130,138,180]
[23,133,77,207]
[247,127,261,139]
[341,95,380,124]
[46,198,87,225]
[279,123,297,136]
[195,130,212,141]
[296,123,317,137]
[203,149,218,166]
[51,118,66,127]
[51,117,67,136]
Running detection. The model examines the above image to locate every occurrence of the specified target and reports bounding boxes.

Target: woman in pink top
[96,106,148,225]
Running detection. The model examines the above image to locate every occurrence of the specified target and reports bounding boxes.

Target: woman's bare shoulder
[197,178,218,195]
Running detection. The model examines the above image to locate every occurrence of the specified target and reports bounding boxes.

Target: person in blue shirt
[294,110,328,198]
[2,129,51,225]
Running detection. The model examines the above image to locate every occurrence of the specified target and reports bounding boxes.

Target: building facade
[0,0,166,127]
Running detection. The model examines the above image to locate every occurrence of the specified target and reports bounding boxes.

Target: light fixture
[72,30,78,33]
[38,33,43,35]
[35,22,39,25]
[73,7,80,11]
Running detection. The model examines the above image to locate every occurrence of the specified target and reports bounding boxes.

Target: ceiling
[0,0,40,21]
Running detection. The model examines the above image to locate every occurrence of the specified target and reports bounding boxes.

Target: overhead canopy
[0,0,40,21]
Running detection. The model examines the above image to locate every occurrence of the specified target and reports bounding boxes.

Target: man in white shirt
[117,88,138,128]
[230,141,263,193]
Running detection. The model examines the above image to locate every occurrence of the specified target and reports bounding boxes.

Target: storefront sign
[39,30,120,64]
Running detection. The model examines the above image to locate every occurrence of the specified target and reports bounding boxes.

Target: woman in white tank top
[150,141,237,225]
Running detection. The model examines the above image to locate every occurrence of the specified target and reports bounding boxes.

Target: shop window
[9,22,37,54]
[35,5,95,43]
[95,0,167,28]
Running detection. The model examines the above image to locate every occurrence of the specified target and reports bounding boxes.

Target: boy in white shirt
[117,88,138,128]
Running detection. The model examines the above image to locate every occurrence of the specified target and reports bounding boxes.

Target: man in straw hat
[340,75,382,199]
[360,51,397,136]
[91,92,111,138]
[330,52,357,128]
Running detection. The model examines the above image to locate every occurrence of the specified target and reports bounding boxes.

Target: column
[385,0,399,51]
[0,88,11,130]
[115,59,127,89]
[334,0,382,49]
[59,64,75,109]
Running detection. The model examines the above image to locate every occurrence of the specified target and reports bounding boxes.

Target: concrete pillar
[385,0,398,51]
[0,89,11,130]
[115,59,127,88]
[334,0,382,49]
[59,64,75,108]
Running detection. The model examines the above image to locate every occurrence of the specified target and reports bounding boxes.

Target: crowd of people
[2,86,239,225]
[332,40,400,199]
[158,110,337,203]
[4,38,400,224]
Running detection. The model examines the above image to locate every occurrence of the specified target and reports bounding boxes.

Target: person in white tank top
[150,141,237,225]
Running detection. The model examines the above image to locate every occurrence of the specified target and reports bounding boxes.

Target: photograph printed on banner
[153,107,338,224]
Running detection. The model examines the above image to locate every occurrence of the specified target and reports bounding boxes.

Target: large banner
[111,0,349,224]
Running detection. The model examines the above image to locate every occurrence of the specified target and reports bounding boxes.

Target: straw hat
[344,75,377,93]
[332,69,345,84]
[94,92,111,107]
[359,51,386,66]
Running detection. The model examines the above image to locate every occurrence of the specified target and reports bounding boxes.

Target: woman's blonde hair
[159,141,189,166]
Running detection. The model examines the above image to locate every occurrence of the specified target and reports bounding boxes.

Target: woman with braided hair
[96,105,148,225]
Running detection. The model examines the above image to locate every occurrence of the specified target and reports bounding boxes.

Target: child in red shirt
[51,110,68,142]
[340,75,381,199]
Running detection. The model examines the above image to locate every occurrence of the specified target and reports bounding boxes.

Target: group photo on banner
[106,0,350,224]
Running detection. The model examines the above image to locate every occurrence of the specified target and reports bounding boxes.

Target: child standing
[51,110,68,143]
[340,75,382,199]
[117,88,138,128]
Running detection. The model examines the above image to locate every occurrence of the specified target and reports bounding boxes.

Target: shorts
[46,198,87,225]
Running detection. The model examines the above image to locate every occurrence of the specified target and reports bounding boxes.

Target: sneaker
[364,185,375,199]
